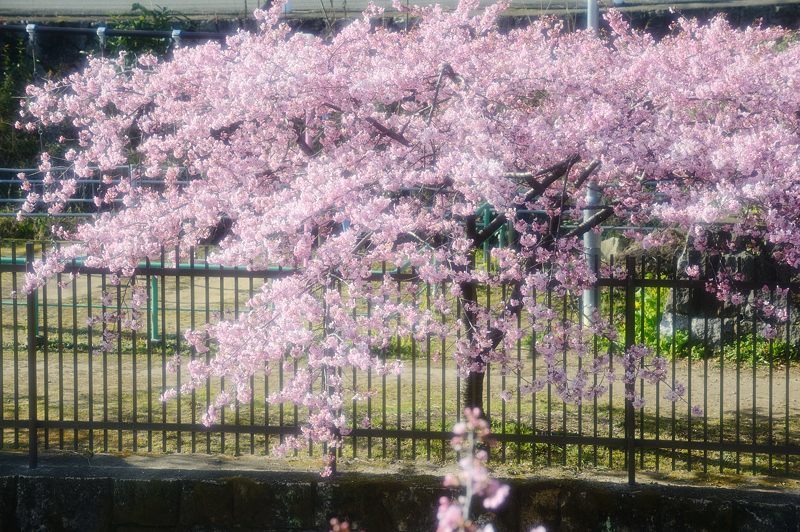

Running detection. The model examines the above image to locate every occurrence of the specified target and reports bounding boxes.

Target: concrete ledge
[0,453,798,531]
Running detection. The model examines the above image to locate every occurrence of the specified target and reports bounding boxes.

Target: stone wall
[0,455,798,531]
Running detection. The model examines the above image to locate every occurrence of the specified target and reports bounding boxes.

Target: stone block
[315,477,442,531]
[226,476,316,530]
[0,476,17,532]
[113,478,181,527]
[179,479,234,527]
[730,501,799,532]
[517,483,561,531]
[558,484,618,532]
[16,476,113,532]
[660,495,734,531]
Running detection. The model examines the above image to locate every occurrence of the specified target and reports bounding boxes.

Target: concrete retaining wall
[0,455,798,531]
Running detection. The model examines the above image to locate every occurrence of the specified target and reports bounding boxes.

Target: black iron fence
[1,241,799,482]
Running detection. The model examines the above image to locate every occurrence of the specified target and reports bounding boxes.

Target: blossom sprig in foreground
[437,408,510,532]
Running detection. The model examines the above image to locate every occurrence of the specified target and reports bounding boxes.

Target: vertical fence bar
[87,265,94,452]
[150,276,159,342]
[26,243,38,468]
[145,261,153,452]
[56,244,64,450]
[131,276,138,453]
[654,256,662,471]
[42,259,49,450]
[13,243,19,448]
[233,261,239,456]
[71,258,78,449]
[116,282,122,451]
[189,249,197,453]
[102,273,108,452]
[175,246,182,454]
[607,255,614,468]
[160,248,167,452]
[624,256,636,485]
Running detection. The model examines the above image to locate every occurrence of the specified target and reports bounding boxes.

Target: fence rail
[1,240,799,482]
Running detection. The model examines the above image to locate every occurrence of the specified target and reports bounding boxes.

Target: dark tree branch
[427,63,458,125]
[526,154,580,198]
[210,120,243,143]
[365,117,411,147]
[474,155,581,248]
[533,153,580,178]
[474,212,510,247]
[564,206,615,238]
[291,118,316,157]
[573,159,601,190]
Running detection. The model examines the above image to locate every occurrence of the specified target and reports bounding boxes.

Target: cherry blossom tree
[16,0,800,467]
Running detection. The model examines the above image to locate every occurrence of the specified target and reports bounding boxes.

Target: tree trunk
[459,279,484,412]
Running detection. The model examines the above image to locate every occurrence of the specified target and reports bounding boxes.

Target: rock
[608,489,661,532]
[558,485,614,531]
[601,237,628,261]
[659,312,734,347]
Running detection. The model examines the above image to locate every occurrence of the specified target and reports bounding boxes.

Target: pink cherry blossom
[16,1,800,472]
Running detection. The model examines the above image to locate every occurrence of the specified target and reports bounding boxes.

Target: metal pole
[587,0,599,32]
[96,26,107,55]
[26,243,38,468]
[584,0,600,322]
[582,183,601,324]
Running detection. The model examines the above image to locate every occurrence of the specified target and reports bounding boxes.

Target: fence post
[26,243,38,468]
[624,256,636,485]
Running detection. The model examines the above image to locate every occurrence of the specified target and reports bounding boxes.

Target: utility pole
[583,1,601,324]
[587,0,599,32]
[582,183,601,324]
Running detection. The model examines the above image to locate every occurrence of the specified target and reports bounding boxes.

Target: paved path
[2,0,800,19]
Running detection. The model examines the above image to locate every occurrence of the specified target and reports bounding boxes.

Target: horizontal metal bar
[0,259,414,281]
[17,419,302,435]
[0,179,178,185]
[0,24,227,40]
[8,418,800,456]
[1,258,798,291]
[0,213,100,218]
[0,198,111,203]
[596,277,800,291]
